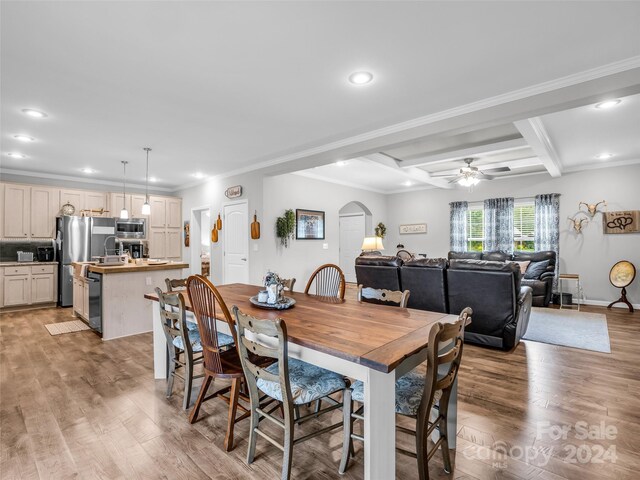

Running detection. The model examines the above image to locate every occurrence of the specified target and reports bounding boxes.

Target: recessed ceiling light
[21,109,48,118]
[348,71,373,85]
[335,161,348,166]
[595,99,621,109]
[149,176,158,182]
[403,181,413,187]
[14,134,35,142]
[81,167,95,174]
[7,152,27,158]
[595,153,614,160]
[192,172,205,179]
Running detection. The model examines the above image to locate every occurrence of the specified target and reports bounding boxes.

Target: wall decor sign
[225,185,243,198]
[603,211,640,234]
[399,223,427,234]
[296,209,325,240]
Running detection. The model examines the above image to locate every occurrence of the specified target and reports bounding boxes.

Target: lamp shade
[361,236,384,251]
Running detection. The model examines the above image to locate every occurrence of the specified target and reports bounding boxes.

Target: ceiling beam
[396,137,529,168]
[364,153,453,189]
[514,118,562,177]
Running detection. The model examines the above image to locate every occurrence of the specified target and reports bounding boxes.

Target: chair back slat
[234,307,295,409]
[186,275,236,375]
[155,287,193,357]
[417,307,471,422]
[281,278,296,292]
[358,285,410,308]
[304,264,346,299]
[165,277,188,292]
[240,335,279,360]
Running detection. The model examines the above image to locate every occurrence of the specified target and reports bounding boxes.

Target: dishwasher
[87,271,103,336]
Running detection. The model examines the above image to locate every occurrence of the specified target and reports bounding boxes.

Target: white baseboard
[580,299,640,309]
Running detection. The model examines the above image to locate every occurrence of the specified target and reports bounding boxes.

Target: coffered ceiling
[1,1,640,191]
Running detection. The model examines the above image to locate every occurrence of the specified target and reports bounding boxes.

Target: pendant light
[141,147,152,215]
[120,160,129,219]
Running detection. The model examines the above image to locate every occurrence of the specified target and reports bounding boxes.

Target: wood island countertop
[85,262,189,274]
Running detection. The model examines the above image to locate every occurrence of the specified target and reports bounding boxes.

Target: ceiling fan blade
[482,166,511,174]
[477,173,495,180]
[448,176,462,184]
[430,173,456,178]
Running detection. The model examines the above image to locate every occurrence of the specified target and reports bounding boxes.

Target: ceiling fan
[432,158,511,186]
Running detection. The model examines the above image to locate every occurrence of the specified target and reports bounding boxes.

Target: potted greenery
[375,222,387,239]
[276,209,296,247]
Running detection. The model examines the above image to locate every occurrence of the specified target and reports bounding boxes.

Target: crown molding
[0,168,174,193]
[563,157,640,173]
[291,171,389,195]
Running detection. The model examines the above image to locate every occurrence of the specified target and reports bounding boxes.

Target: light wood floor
[1,303,639,479]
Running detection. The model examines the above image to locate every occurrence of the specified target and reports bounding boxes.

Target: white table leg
[152,305,167,379]
[364,368,396,480]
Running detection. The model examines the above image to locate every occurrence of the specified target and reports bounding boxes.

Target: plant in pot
[375,222,387,239]
[276,209,296,247]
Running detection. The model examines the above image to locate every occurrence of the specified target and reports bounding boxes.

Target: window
[513,202,535,251]
[465,200,536,252]
[466,205,484,251]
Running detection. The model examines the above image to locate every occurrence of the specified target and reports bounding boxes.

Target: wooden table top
[145,283,461,373]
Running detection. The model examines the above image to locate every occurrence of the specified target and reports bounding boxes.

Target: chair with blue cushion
[233,306,347,480]
[339,308,471,479]
[155,287,204,410]
[186,274,258,452]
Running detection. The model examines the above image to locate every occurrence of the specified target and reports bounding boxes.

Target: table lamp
[361,236,384,253]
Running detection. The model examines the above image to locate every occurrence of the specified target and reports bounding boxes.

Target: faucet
[103,235,123,255]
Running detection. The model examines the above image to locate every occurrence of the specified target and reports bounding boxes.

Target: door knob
[241,257,247,261]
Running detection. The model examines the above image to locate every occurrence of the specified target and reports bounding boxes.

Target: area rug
[44,320,91,336]
[523,307,611,353]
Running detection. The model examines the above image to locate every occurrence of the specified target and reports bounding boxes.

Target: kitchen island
[73,261,188,340]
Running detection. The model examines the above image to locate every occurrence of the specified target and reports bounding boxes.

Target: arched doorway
[339,201,372,283]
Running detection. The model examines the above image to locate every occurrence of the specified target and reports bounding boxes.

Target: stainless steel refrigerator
[56,216,116,307]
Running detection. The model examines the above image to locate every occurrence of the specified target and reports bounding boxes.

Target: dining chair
[165,277,198,330]
[304,264,346,299]
[339,307,472,479]
[185,274,249,451]
[155,287,204,410]
[233,306,347,480]
[357,284,411,308]
[281,277,296,292]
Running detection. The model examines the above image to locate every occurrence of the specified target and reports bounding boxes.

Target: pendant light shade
[141,147,152,215]
[120,160,129,219]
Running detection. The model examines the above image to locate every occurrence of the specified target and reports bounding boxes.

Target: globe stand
[607,287,634,313]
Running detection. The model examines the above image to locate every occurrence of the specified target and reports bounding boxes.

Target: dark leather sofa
[354,255,533,350]
[448,250,556,307]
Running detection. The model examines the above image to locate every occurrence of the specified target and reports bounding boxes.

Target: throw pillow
[509,260,530,275]
[524,260,550,279]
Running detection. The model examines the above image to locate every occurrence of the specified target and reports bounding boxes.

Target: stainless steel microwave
[115,218,147,239]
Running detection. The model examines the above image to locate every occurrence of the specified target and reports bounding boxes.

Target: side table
[558,273,583,311]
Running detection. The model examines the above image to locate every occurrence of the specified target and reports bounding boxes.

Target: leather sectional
[355,255,534,350]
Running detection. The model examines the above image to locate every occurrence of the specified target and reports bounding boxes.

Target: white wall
[261,174,387,287]
[385,164,640,305]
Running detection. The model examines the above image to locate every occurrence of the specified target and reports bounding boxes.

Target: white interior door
[223,201,249,284]
[339,214,366,283]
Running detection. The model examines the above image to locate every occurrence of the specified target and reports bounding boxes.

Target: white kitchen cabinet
[31,186,59,238]
[72,276,89,319]
[147,196,182,259]
[149,196,167,228]
[167,198,182,229]
[59,189,84,214]
[85,192,108,214]
[32,274,56,303]
[131,195,149,218]
[148,228,167,258]
[4,184,30,238]
[166,230,182,259]
[3,273,31,307]
[109,193,131,217]
[0,183,4,238]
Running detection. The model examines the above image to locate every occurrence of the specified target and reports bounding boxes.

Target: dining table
[145,283,463,480]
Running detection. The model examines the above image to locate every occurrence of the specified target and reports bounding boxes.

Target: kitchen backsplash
[0,240,55,262]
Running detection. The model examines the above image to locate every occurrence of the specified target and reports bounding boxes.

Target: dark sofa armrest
[518,285,533,307]
[503,286,533,350]
[539,271,555,281]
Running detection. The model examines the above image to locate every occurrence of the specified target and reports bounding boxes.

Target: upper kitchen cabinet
[131,195,149,218]
[109,193,130,217]
[31,186,60,238]
[84,192,107,213]
[167,198,182,229]
[149,196,167,227]
[4,184,30,238]
[59,189,84,213]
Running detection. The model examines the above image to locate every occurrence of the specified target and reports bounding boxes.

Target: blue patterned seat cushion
[256,358,346,405]
[172,329,234,353]
[350,369,440,416]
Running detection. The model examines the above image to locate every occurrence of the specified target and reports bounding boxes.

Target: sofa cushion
[524,260,550,279]
[509,260,530,275]
[355,255,403,267]
[448,251,482,260]
[482,251,512,262]
[403,257,447,269]
[521,278,547,297]
[513,251,556,271]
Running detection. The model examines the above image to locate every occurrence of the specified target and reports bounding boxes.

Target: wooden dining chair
[155,288,204,410]
[304,264,346,299]
[339,307,472,479]
[165,277,187,292]
[185,275,248,451]
[357,285,411,308]
[281,278,296,292]
[233,306,347,480]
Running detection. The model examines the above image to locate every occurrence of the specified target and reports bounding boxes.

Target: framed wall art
[603,211,640,234]
[296,209,325,240]
[399,223,427,234]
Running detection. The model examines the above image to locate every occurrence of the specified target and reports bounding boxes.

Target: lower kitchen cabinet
[3,275,30,307]
[73,276,89,320]
[0,264,58,309]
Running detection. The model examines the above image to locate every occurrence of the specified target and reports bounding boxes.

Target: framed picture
[399,223,427,234]
[296,209,325,240]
